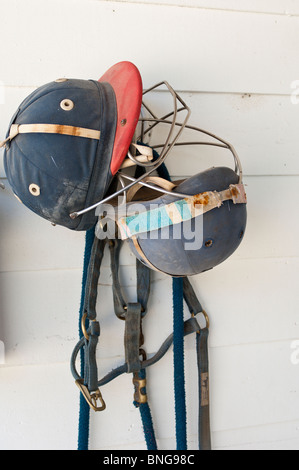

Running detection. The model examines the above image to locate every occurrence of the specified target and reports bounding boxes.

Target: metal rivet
[29,184,40,196]
[55,78,68,83]
[60,99,74,111]
[120,119,127,126]
[204,239,213,248]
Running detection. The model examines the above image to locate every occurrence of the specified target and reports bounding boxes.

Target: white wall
[0,0,299,450]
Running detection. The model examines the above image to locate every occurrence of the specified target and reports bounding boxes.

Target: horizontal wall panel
[1,88,298,178]
[1,263,298,448]
[213,420,299,450]
[2,339,298,450]
[0,363,82,450]
[98,256,299,355]
[0,361,155,450]
[150,257,299,349]
[127,340,297,450]
[0,175,298,273]
[208,340,299,434]
[0,269,82,366]
[0,1,298,94]
[0,187,86,272]
[0,0,297,451]
[189,256,299,347]
[234,176,299,260]
[147,92,299,177]
[1,256,297,366]
[107,0,299,16]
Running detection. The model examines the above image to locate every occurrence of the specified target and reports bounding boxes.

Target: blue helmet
[1,62,143,230]
[1,65,247,277]
[116,166,246,276]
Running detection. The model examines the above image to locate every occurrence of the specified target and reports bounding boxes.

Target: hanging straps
[75,236,107,412]
[183,277,211,450]
[109,238,157,450]
[173,276,187,450]
[74,153,211,450]
[197,326,211,450]
[72,236,211,450]
[77,227,95,451]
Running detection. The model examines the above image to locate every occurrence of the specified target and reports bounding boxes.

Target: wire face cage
[70,81,243,220]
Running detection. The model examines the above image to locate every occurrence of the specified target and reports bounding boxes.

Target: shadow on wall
[0,185,7,365]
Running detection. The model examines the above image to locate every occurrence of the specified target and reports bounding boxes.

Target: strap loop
[83,321,100,393]
[109,238,150,319]
[124,303,142,373]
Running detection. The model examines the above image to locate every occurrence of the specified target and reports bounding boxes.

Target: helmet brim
[99,61,143,175]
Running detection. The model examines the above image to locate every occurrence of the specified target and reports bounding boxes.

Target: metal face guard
[70,81,243,220]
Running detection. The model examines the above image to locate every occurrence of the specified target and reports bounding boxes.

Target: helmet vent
[29,183,40,196]
[60,99,74,111]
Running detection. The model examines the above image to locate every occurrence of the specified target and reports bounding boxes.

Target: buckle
[75,379,106,412]
[133,372,147,404]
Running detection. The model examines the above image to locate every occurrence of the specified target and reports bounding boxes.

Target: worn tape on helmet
[117,184,247,240]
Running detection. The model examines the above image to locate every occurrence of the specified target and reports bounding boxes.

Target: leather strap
[124,303,142,373]
[183,277,203,316]
[0,123,101,147]
[84,238,107,322]
[182,276,211,450]
[70,316,201,386]
[84,321,101,393]
[70,234,212,450]
[126,176,176,202]
[197,328,211,450]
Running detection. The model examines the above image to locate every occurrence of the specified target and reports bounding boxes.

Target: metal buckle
[132,373,147,404]
[81,312,90,340]
[75,379,106,412]
[192,309,209,333]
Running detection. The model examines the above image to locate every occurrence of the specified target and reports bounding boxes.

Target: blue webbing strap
[133,369,157,450]
[156,158,188,450]
[76,157,193,451]
[77,227,95,451]
[172,276,187,450]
